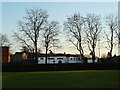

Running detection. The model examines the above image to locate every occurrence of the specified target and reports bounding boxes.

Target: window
[76,58,78,60]
[22,53,28,60]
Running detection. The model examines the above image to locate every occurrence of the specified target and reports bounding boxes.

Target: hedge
[2,63,120,72]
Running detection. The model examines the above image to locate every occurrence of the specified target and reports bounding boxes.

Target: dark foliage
[2,63,119,72]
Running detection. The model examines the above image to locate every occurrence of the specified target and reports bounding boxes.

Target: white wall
[69,57,83,63]
[38,56,98,64]
[38,56,68,64]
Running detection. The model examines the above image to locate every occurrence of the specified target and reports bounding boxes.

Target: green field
[2,70,119,88]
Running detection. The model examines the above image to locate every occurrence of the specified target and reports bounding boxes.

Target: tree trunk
[92,53,95,63]
[92,45,95,63]
[45,46,48,64]
[110,29,113,57]
[34,30,38,61]
[34,22,38,61]
[78,39,84,61]
[35,42,38,60]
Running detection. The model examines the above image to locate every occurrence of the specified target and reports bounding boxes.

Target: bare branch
[105,14,118,57]
[64,13,84,56]
[84,13,102,62]
[41,21,60,64]
[0,33,11,47]
[13,8,48,60]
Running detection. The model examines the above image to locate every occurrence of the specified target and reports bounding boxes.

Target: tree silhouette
[84,14,102,63]
[0,33,11,47]
[105,15,117,57]
[64,13,85,58]
[13,8,48,60]
[41,21,60,64]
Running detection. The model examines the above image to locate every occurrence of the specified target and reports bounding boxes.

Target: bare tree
[64,13,85,58]
[41,21,60,64]
[13,33,34,53]
[13,8,48,60]
[84,14,102,63]
[0,33,11,47]
[105,15,117,57]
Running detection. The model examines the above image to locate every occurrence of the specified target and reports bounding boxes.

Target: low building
[38,53,83,64]
[68,54,83,63]
[38,53,70,64]
[11,52,98,64]
[13,52,28,61]
[12,52,36,64]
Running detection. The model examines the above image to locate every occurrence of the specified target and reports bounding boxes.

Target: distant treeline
[99,56,120,64]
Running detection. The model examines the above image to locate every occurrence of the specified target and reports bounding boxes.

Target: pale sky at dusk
[1,1,119,57]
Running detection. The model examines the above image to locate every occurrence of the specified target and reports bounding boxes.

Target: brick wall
[1,47,10,64]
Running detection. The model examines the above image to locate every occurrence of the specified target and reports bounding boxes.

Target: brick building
[0,47,10,64]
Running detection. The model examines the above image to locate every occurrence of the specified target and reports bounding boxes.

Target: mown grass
[2,70,119,88]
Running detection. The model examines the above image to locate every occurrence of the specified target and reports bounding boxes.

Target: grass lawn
[2,70,119,88]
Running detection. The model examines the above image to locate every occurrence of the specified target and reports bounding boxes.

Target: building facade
[12,52,98,64]
[38,54,83,64]
[0,47,10,64]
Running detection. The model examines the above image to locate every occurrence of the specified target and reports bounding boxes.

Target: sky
[1,1,119,56]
